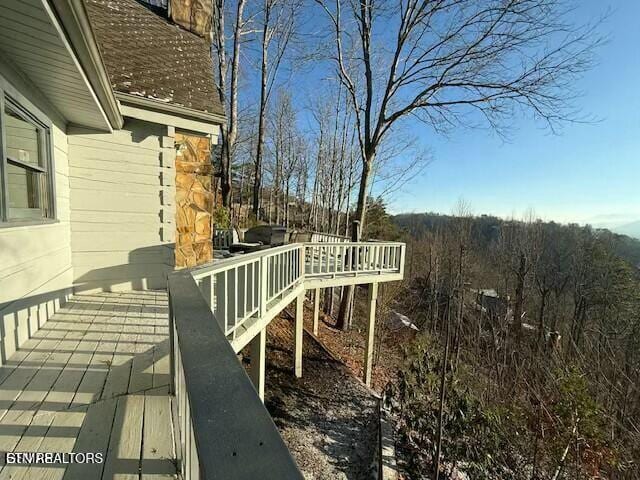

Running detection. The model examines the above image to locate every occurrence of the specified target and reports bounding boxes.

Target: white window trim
[0,73,57,227]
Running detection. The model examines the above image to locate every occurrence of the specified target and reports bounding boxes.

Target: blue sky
[386,1,640,228]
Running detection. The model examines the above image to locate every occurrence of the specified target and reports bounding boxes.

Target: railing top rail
[191,243,301,279]
[310,231,350,239]
[303,241,405,247]
[191,241,405,279]
[169,271,303,479]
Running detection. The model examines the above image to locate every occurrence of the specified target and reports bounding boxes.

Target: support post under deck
[250,327,266,400]
[364,282,379,387]
[313,288,320,335]
[295,292,304,378]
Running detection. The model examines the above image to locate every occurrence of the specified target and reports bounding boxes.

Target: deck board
[0,291,175,479]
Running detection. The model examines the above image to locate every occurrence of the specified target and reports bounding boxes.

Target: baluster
[324,245,329,273]
[231,268,238,336]
[270,256,275,299]
[260,255,268,317]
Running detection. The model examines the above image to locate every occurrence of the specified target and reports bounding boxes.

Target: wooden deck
[0,291,176,480]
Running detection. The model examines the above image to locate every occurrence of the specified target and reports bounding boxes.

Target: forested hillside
[394,212,640,269]
[380,210,640,479]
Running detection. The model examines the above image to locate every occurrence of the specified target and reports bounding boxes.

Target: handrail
[168,271,303,480]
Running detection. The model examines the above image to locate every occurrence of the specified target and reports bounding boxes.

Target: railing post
[313,288,320,336]
[249,327,266,401]
[299,245,305,280]
[399,244,406,276]
[364,282,379,387]
[294,292,304,378]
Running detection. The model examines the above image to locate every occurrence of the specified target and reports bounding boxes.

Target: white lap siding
[68,119,176,292]
[0,123,73,364]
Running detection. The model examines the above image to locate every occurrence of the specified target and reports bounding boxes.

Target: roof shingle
[84,0,223,116]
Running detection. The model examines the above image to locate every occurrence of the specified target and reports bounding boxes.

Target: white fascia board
[119,102,222,137]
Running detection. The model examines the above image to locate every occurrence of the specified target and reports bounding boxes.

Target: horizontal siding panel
[56,198,71,222]
[70,180,161,197]
[71,210,162,225]
[0,223,70,272]
[0,249,71,304]
[73,248,173,267]
[69,166,161,187]
[71,220,162,233]
[52,125,68,151]
[70,189,160,213]
[68,158,168,180]
[73,264,171,283]
[55,169,70,192]
[72,231,164,253]
[55,156,70,178]
[68,129,163,153]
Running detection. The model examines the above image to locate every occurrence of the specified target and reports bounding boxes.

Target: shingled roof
[84,0,224,117]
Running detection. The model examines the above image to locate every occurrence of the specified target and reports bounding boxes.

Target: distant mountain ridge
[613,220,640,239]
[392,212,640,268]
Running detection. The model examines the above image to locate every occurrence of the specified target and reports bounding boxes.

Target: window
[0,95,54,223]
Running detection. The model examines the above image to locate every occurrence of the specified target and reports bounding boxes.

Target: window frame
[0,74,56,226]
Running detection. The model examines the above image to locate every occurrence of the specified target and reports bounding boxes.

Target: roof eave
[116,92,226,126]
[48,0,124,130]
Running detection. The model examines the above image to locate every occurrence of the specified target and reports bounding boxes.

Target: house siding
[68,119,177,292]
[0,121,73,364]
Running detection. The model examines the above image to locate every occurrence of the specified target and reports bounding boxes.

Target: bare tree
[213,0,247,208]
[317,0,601,329]
[252,0,300,217]
[316,0,601,226]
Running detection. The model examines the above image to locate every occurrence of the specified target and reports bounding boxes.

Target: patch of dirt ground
[262,313,379,480]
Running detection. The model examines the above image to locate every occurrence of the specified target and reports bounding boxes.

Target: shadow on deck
[0,291,176,480]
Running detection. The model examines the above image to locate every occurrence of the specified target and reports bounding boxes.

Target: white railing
[190,241,404,346]
[304,242,404,278]
[213,228,234,249]
[264,245,303,305]
[191,244,304,341]
[310,232,350,243]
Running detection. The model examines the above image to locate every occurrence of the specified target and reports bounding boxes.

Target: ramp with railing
[168,238,405,479]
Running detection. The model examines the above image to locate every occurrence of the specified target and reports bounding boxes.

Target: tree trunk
[434,298,452,480]
[215,0,244,209]
[252,2,270,217]
[513,252,526,343]
[335,220,360,330]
